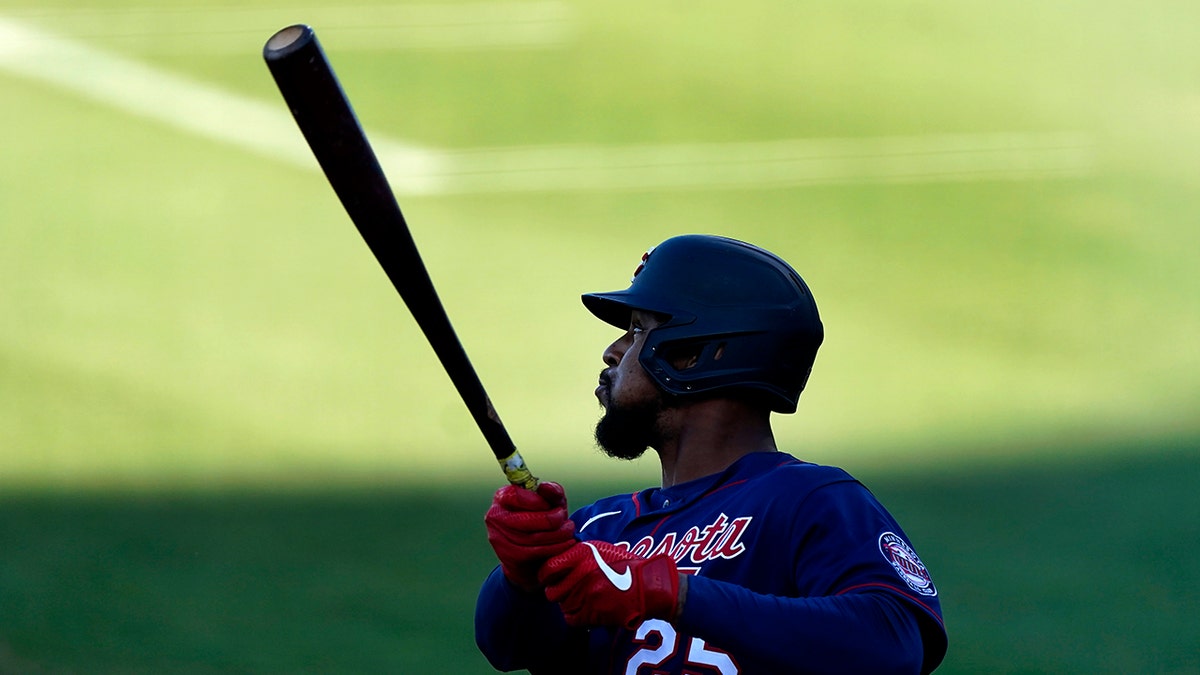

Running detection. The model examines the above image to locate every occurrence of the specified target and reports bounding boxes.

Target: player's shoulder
[728,452,877,511]
[739,452,859,490]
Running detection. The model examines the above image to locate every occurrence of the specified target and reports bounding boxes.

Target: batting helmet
[582,234,823,414]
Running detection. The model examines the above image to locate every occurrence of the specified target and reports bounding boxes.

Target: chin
[594,399,660,461]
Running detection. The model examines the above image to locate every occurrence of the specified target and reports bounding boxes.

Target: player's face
[597,309,664,409]
[594,309,669,460]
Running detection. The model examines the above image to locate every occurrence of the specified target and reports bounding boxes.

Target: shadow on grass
[1,435,1196,674]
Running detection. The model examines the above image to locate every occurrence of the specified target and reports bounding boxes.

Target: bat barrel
[263,24,313,60]
[263,24,526,477]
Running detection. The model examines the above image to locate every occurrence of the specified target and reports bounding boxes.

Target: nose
[602,332,631,367]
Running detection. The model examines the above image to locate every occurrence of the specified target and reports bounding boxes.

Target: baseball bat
[262,24,537,489]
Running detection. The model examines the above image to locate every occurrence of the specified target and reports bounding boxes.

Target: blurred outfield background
[0,0,1197,673]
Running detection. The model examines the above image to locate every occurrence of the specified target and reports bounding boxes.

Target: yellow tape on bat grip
[498,450,540,490]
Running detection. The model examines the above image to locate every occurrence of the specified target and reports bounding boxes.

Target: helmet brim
[580,291,631,329]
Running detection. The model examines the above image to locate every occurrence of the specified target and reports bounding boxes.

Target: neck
[654,399,777,488]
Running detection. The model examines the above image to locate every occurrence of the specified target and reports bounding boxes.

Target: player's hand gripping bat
[262,24,537,489]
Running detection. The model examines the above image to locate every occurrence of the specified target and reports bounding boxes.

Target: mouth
[595,371,612,404]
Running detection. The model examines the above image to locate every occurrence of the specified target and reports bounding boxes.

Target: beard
[594,393,677,461]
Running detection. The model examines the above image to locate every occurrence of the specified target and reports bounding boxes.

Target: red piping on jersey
[636,455,801,533]
[646,478,750,538]
[649,517,668,538]
[636,455,800,538]
[702,478,750,499]
[836,582,945,628]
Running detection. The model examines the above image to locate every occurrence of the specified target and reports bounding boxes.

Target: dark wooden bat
[262,24,537,489]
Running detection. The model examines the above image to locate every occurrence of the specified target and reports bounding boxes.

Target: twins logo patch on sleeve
[879,532,937,597]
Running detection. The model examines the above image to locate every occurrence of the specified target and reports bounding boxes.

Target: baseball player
[476,235,947,674]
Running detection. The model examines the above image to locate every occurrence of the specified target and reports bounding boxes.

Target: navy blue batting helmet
[582,234,823,414]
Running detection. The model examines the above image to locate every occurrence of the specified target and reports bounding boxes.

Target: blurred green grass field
[1,0,1198,672]
[2,439,1197,674]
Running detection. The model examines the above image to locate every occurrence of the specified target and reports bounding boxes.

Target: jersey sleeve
[678,577,937,674]
[675,479,947,674]
[475,565,591,674]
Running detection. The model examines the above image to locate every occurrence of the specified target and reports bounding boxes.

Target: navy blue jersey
[476,452,947,674]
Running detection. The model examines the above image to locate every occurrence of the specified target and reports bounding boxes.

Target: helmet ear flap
[655,338,722,373]
[641,324,816,413]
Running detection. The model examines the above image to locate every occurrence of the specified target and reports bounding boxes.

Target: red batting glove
[539,540,680,629]
[485,481,576,592]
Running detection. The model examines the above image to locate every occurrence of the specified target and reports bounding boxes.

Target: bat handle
[497,450,540,490]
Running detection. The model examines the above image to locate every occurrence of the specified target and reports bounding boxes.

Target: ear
[665,339,728,371]
[664,344,703,371]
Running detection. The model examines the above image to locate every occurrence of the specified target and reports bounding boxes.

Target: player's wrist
[675,573,688,619]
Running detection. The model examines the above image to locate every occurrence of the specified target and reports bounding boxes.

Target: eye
[630,322,644,335]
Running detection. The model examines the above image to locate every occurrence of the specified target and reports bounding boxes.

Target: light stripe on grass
[427,133,1095,193]
[0,15,446,191]
[0,14,1095,195]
